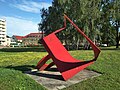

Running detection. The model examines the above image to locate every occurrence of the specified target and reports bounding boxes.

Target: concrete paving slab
[25,66,101,90]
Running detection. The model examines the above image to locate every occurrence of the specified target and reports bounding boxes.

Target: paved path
[25,66,101,90]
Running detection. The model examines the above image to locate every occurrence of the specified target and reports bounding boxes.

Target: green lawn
[0,47,120,90]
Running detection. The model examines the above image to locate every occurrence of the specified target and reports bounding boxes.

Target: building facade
[12,35,23,43]
[0,19,7,46]
[22,33,44,46]
[6,35,11,46]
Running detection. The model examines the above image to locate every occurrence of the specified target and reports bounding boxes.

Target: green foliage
[39,0,120,49]
[100,0,119,47]
[0,47,45,52]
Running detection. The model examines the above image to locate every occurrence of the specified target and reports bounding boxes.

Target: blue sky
[0,0,52,36]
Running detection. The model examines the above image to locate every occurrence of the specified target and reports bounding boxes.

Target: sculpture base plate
[25,66,101,90]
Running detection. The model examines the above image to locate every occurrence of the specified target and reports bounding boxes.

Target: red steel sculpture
[36,14,101,81]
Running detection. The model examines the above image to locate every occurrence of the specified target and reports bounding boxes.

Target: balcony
[0,32,6,34]
[0,21,5,25]
[0,28,6,31]
[0,38,6,42]
[0,34,6,37]
[0,26,6,29]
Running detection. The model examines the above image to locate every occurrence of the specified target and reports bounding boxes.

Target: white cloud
[13,0,52,13]
[1,16,38,36]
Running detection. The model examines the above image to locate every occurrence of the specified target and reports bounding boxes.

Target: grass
[0,68,45,90]
[0,47,120,90]
[0,51,47,90]
[63,50,120,90]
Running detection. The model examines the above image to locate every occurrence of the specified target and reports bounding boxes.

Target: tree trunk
[65,39,70,50]
[76,38,80,50]
[116,26,119,48]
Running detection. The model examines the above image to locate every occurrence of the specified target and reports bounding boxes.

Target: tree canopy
[38,0,120,49]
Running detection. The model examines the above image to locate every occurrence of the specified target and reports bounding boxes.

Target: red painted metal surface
[36,14,101,81]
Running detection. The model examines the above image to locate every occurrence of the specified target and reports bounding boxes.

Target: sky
[0,0,52,36]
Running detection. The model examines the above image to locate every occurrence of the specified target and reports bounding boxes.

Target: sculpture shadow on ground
[28,70,64,81]
[28,66,64,81]
[4,65,64,81]
[4,65,36,72]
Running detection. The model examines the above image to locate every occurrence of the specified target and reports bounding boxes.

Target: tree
[101,0,120,47]
[39,0,119,50]
[110,0,120,48]
[58,0,102,49]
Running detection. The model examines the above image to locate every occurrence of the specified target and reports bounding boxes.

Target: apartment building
[0,19,7,46]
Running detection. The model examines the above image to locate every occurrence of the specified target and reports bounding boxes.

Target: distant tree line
[38,0,120,50]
